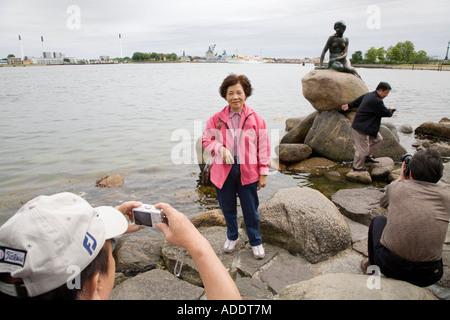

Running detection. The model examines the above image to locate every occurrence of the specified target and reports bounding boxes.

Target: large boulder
[281,111,318,144]
[277,273,438,300]
[277,143,312,164]
[304,110,355,162]
[303,111,407,163]
[373,125,408,161]
[259,187,351,263]
[302,69,368,112]
[415,120,450,140]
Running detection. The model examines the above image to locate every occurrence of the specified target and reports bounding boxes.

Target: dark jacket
[349,91,395,137]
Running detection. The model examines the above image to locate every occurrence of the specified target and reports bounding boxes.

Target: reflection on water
[0,63,449,224]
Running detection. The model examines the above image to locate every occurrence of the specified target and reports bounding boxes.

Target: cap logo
[83,232,97,256]
[0,246,27,267]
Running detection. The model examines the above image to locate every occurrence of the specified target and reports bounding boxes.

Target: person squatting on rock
[0,192,241,300]
[342,82,396,171]
[362,149,450,287]
[202,74,271,260]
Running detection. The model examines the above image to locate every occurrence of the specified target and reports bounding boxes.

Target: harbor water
[1,63,449,224]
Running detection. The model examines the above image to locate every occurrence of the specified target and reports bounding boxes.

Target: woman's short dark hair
[219,74,253,99]
[409,149,444,183]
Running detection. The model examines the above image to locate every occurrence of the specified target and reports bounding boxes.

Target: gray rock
[399,124,414,134]
[259,187,351,263]
[162,226,242,287]
[235,276,274,300]
[277,143,312,164]
[285,117,304,132]
[374,125,408,161]
[110,268,204,300]
[281,111,318,144]
[302,69,368,112]
[277,273,438,300]
[415,121,450,139]
[345,170,372,184]
[331,188,386,226]
[304,110,355,162]
[258,250,314,294]
[287,157,338,174]
[113,228,164,276]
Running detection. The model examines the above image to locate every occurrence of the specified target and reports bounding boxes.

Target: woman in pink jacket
[202,74,270,259]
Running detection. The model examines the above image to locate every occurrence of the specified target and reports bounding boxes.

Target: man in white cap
[0,192,241,300]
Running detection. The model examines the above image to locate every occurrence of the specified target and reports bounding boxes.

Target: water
[1,63,449,224]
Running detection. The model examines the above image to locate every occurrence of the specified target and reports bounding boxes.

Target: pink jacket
[202,104,270,189]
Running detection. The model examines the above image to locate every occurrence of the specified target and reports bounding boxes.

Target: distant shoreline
[2,62,450,71]
[353,63,450,71]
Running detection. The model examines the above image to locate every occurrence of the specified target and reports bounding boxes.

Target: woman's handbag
[201,119,222,185]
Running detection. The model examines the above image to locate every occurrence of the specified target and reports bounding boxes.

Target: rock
[370,167,391,181]
[331,188,386,226]
[237,244,279,278]
[277,273,438,300]
[258,250,314,294]
[438,244,450,289]
[110,269,204,300]
[191,209,226,228]
[270,158,287,171]
[345,170,372,184]
[235,276,274,300]
[281,111,318,144]
[259,187,351,263]
[277,143,312,164]
[383,122,400,142]
[370,157,395,181]
[302,69,368,112]
[399,124,414,134]
[371,157,395,171]
[415,121,450,140]
[373,125,408,161]
[430,141,450,157]
[162,226,243,287]
[304,110,355,162]
[287,157,338,174]
[96,174,124,188]
[285,117,304,132]
[113,228,164,276]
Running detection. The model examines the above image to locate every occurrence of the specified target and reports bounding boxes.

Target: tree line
[350,41,432,64]
[131,52,178,62]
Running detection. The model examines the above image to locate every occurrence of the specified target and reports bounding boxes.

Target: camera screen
[133,210,153,226]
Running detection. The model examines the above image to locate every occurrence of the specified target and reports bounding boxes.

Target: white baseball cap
[0,192,128,298]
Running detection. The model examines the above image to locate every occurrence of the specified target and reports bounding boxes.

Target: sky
[1,0,449,60]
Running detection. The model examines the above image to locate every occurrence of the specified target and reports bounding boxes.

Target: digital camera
[401,154,413,177]
[132,204,168,227]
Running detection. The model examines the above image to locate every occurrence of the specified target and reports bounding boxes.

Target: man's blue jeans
[216,162,262,246]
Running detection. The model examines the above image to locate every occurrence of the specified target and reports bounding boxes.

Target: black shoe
[365,157,379,163]
[353,167,368,172]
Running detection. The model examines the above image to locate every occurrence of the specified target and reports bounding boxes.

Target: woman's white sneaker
[252,244,265,259]
[223,239,239,253]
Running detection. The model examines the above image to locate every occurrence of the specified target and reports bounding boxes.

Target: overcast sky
[1,0,449,60]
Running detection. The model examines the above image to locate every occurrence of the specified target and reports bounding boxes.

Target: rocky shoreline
[110,69,450,300]
[110,163,449,300]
